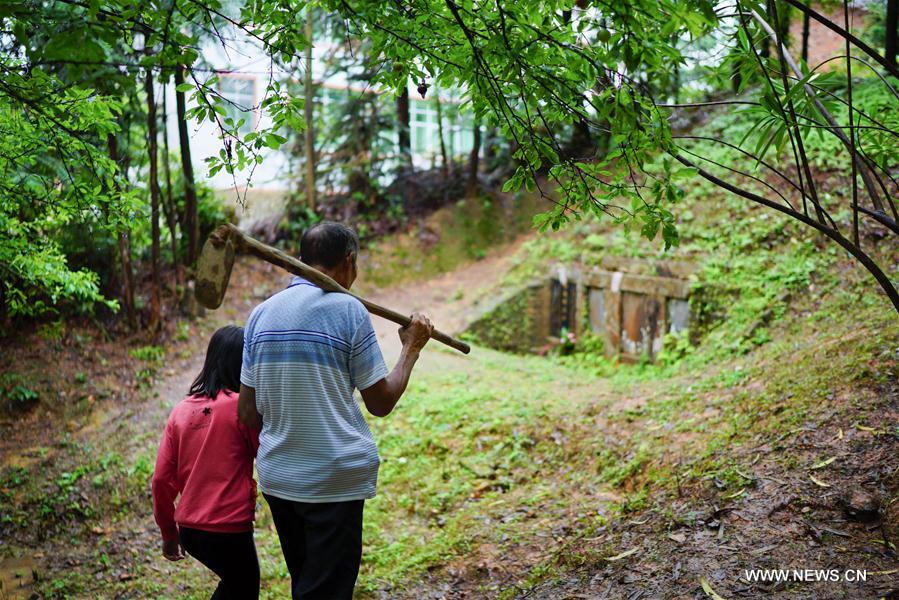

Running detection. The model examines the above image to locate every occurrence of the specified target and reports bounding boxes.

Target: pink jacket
[152,390,259,541]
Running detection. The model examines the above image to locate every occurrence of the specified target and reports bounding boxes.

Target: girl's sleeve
[151,420,180,542]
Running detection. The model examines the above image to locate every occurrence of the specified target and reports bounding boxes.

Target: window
[218,76,256,135]
[319,86,346,107]
[407,97,482,159]
[411,99,439,156]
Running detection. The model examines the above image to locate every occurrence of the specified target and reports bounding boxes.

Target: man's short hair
[300,221,359,269]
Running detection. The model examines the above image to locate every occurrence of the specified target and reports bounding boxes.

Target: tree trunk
[435,95,450,180]
[161,87,180,296]
[561,1,593,159]
[467,120,481,198]
[483,126,497,171]
[145,68,162,333]
[304,7,316,210]
[0,285,7,334]
[801,1,811,63]
[731,46,743,94]
[887,0,898,67]
[348,98,374,201]
[568,112,594,159]
[175,66,199,268]
[106,132,137,330]
[778,4,791,47]
[672,63,681,104]
[396,82,412,172]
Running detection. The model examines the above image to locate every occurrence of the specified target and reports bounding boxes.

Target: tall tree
[145,68,162,332]
[304,7,317,210]
[106,132,137,330]
[435,94,450,180]
[888,0,898,67]
[482,126,497,172]
[160,88,180,296]
[396,82,412,171]
[801,0,811,63]
[467,119,481,198]
[175,66,199,269]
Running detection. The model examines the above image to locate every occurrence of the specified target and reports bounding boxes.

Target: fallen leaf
[700,575,726,600]
[669,533,686,543]
[810,456,836,470]
[750,544,778,555]
[735,469,755,481]
[724,488,746,499]
[809,474,831,488]
[836,428,844,440]
[856,423,876,432]
[605,547,639,561]
[821,527,850,538]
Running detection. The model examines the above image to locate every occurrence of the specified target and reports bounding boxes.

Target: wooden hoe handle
[218,223,471,355]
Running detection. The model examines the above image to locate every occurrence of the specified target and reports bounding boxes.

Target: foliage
[3,0,896,323]
[0,73,127,320]
[128,345,165,364]
[0,373,39,413]
[318,0,898,310]
[0,0,305,324]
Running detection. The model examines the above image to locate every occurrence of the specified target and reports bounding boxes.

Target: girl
[152,325,260,599]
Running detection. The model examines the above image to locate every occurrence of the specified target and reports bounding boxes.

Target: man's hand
[162,538,184,561]
[399,313,434,354]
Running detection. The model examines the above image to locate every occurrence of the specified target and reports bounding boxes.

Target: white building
[163,21,479,221]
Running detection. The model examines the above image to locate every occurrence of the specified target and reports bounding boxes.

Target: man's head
[300,221,360,289]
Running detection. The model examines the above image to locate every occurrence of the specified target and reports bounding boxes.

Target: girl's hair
[189,325,244,399]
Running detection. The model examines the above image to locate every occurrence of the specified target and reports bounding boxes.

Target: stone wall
[465,259,696,361]
[464,281,545,353]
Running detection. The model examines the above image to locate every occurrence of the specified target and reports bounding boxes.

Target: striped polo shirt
[241,276,388,503]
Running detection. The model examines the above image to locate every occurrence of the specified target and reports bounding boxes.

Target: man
[237,221,433,599]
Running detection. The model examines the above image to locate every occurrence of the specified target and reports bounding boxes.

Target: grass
[357,192,545,292]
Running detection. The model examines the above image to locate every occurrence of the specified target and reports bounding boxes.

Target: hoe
[195,223,471,355]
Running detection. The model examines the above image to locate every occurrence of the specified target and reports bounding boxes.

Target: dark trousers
[179,527,260,600]
[263,493,365,600]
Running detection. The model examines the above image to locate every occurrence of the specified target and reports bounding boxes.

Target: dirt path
[365,234,529,363]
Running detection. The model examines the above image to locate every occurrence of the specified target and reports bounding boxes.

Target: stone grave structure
[465,257,696,361]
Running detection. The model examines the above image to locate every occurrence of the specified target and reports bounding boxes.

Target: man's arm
[238,384,262,429]
[360,313,433,417]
